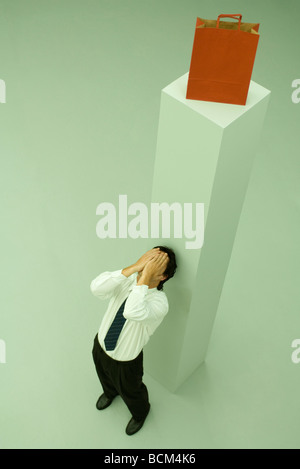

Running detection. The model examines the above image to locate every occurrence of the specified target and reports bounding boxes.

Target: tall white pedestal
[144,72,271,392]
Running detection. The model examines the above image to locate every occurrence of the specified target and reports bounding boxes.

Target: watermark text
[291,79,300,103]
[291,339,300,364]
[0,79,6,103]
[96,195,204,250]
[0,339,6,364]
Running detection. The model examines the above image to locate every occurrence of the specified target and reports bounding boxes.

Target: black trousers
[92,334,150,421]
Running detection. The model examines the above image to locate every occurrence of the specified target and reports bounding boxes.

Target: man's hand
[138,251,169,287]
[134,248,161,273]
[121,248,160,278]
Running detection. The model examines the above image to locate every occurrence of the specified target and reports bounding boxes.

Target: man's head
[152,245,177,291]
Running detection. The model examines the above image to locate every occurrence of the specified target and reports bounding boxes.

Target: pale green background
[0,0,299,449]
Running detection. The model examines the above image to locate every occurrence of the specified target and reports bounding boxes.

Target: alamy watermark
[291,79,300,103]
[0,79,6,103]
[291,339,300,364]
[96,195,204,250]
[0,339,6,364]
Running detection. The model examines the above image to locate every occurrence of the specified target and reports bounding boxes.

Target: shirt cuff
[110,269,125,278]
[130,284,149,295]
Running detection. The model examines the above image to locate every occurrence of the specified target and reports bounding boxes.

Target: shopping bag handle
[216,14,242,30]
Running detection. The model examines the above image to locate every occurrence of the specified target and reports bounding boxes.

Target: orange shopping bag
[186,14,260,105]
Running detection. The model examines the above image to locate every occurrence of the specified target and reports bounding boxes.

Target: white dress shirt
[90,269,169,361]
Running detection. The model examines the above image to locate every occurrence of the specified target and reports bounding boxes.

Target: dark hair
[153,245,177,291]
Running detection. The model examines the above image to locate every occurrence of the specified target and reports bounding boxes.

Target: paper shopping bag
[186,14,260,105]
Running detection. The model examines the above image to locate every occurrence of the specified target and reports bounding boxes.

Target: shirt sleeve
[123,285,169,324]
[90,269,127,300]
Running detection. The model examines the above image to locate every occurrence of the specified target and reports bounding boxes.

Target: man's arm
[90,270,126,300]
[123,252,170,323]
[123,286,169,324]
[90,248,160,299]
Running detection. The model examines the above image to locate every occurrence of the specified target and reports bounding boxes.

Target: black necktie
[104,298,128,351]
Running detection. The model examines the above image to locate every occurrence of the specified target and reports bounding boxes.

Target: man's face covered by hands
[135,248,169,284]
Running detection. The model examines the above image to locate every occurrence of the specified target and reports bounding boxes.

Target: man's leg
[117,351,150,422]
[92,334,118,400]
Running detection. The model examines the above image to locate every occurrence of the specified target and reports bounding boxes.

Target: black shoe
[125,417,146,436]
[125,406,150,436]
[96,393,115,410]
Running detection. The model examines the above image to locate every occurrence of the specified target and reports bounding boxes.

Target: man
[90,246,177,436]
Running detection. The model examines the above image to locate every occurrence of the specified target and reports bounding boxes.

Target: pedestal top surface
[162,72,271,128]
